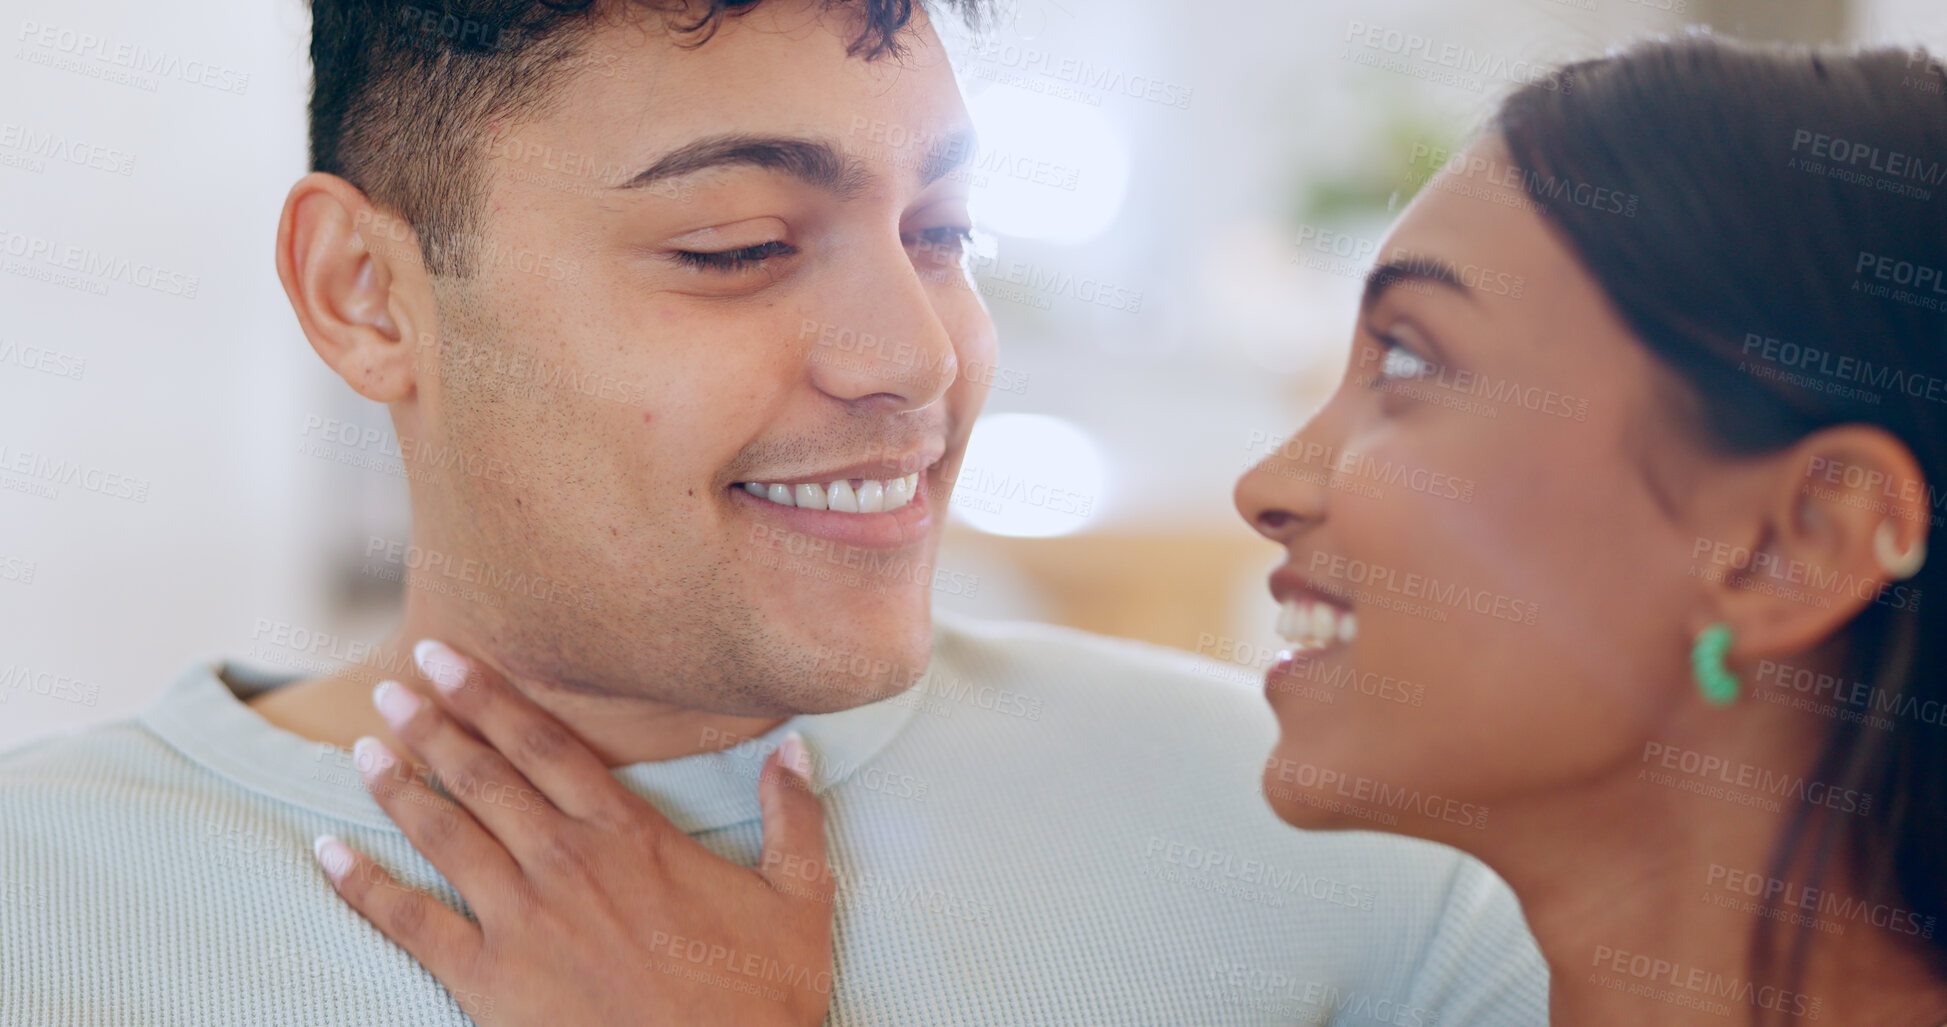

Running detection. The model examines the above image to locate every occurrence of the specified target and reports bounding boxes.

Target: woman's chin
[1258,776,1374,832]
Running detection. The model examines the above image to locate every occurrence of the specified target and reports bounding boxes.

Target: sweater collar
[141,655,924,834]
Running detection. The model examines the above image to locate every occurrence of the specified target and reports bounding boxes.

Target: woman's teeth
[1276,598,1356,651]
[741,473,921,514]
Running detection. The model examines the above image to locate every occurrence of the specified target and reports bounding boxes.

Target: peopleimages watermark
[798,319,1031,396]
[1340,21,1570,95]
[1754,659,1947,734]
[742,523,981,599]
[1143,835,1378,913]
[1264,756,1489,830]
[396,3,521,52]
[0,662,100,707]
[1906,47,1945,95]
[1587,943,1818,1020]
[1800,454,1947,530]
[1732,331,1947,407]
[0,122,136,177]
[298,415,520,486]
[848,116,1083,192]
[1406,143,1640,220]
[693,729,933,806]
[1639,741,1871,817]
[421,333,652,407]
[946,464,1094,521]
[479,130,694,203]
[957,39,1194,110]
[645,930,831,1003]
[0,226,200,299]
[0,554,34,586]
[1689,533,1915,615]
[363,537,600,613]
[1704,862,1936,940]
[1352,342,1592,423]
[1789,129,1942,202]
[1194,632,1426,708]
[1854,250,1947,314]
[1290,225,1531,307]
[354,209,583,284]
[1309,552,1542,627]
[1689,533,1922,614]
[1242,431,1478,505]
[0,441,150,503]
[1210,962,1441,1027]
[785,650,1042,722]
[0,338,85,381]
[15,18,250,95]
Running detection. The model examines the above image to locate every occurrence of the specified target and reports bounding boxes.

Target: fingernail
[313,834,355,884]
[414,639,466,692]
[778,731,814,784]
[353,735,397,778]
[371,679,422,729]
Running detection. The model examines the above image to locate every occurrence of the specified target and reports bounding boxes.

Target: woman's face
[1235,137,1726,840]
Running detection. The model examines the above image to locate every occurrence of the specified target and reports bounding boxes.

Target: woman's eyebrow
[1361,253,1476,310]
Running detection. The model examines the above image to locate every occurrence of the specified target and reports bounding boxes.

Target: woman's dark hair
[1491,34,1947,1020]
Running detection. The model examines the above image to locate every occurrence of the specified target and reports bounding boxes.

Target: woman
[314,36,1947,1025]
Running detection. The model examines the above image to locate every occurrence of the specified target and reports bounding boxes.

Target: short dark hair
[307,0,985,276]
[1492,36,1947,1013]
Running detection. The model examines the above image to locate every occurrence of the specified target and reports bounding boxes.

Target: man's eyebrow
[611,134,870,197]
[917,129,979,187]
[1361,254,1477,309]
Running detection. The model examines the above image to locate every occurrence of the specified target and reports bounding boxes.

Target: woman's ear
[275,171,433,403]
[1695,426,1929,662]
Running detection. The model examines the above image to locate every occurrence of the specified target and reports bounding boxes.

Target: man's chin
[775,610,935,715]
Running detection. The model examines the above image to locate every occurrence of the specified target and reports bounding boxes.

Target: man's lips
[731,442,948,488]
[730,470,935,550]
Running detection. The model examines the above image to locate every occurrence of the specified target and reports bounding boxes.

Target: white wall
[0,0,338,749]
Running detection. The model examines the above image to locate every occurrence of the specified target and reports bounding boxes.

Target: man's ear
[1696,426,1929,662]
[275,172,431,403]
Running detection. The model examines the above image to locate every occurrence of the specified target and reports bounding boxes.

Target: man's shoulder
[0,715,181,783]
[0,715,224,835]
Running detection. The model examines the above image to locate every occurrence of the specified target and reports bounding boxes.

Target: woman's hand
[311,640,834,1027]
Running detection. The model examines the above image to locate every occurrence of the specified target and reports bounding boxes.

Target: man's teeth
[1276,598,1356,651]
[742,474,921,514]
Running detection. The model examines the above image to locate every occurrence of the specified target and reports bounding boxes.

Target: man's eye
[906,225,974,262]
[671,240,796,273]
[1373,335,1433,383]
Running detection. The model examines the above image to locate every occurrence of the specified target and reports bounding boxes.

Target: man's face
[402,1,995,715]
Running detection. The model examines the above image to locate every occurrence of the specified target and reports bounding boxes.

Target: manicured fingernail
[371,679,421,729]
[314,835,355,884]
[353,735,397,777]
[778,731,814,784]
[414,639,466,691]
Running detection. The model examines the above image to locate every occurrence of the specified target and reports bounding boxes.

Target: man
[0,0,1548,1023]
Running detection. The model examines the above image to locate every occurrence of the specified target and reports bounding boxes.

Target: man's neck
[245,617,787,767]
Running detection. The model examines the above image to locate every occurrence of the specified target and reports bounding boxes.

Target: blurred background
[1,0,1942,749]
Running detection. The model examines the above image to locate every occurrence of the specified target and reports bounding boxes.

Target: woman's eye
[671,240,796,273]
[1373,335,1433,384]
[906,225,974,262]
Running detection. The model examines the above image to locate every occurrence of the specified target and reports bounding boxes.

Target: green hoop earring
[1692,622,1739,707]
